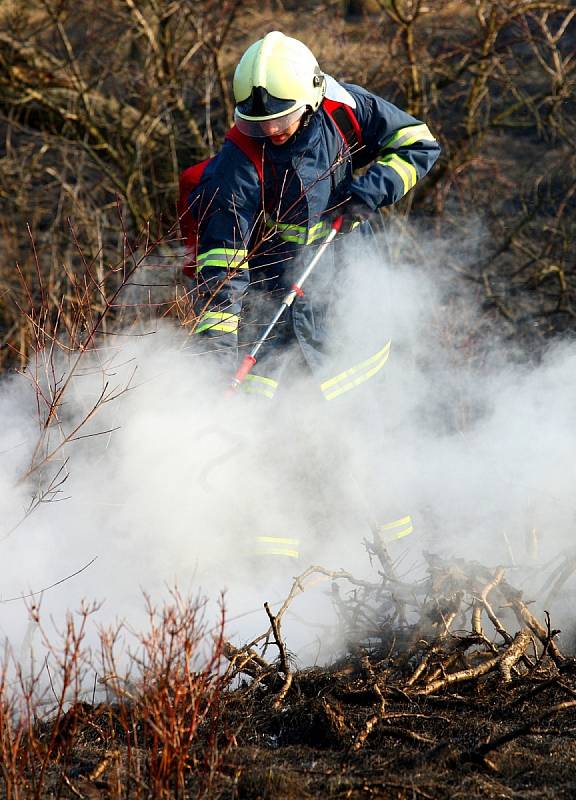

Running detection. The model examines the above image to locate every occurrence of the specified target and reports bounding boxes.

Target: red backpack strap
[322,97,375,169]
[225,125,265,182]
[178,127,263,233]
[322,97,363,151]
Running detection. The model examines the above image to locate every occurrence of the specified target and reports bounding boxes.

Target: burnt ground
[32,650,576,799]
[220,659,576,799]
[13,553,576,799]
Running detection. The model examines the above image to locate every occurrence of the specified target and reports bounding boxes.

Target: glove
[334,198,373,234]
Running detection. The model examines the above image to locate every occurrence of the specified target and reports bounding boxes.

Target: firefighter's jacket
[188,77,440,400]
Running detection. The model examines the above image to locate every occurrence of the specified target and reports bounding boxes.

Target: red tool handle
[227,215,343,395]
[225,354,256,396]
[331,215,343,233]
[233,354,256,383]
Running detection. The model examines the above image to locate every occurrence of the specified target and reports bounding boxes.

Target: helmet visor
[236,86,297,118]
[234,106,306,138]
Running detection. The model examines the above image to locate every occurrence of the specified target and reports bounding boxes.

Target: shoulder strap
[322,97,363,153]
[322,96,379,170]
[225,125,265,182]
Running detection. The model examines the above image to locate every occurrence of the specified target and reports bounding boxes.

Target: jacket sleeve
[344,83,441,210]
[189,142,260,358]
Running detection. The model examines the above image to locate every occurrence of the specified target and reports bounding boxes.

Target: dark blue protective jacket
[188,77,440,400]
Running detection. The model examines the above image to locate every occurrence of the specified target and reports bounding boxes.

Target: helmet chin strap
[294,107,314,137]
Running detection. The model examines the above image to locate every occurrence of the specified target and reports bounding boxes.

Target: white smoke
[1,225,575,670]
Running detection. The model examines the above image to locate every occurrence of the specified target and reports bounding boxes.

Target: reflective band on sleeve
[383,124,437,150]
[196,248,248,271]
[196,311,239,334]
[266,219,330,245]
[255,536,300,559]
[307,221,331,243]
[320,341,391,401]
[377,154,418,196]
[240,373,279,400]
[378,515,414,542]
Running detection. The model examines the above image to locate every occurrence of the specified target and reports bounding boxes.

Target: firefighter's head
[233,31,325,144]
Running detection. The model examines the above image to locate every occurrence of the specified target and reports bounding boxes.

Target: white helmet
[233,31,325,138]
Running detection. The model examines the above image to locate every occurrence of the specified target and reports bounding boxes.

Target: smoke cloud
[1,224,575,669]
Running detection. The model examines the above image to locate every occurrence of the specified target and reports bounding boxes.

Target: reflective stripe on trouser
[240,373,279,400]
[382,123,437,150]
[377,154,417,196]
[377,515,414,542]
[320,341,391,401]
[196,311,239,334]
[265,218,330,245]
[255,536,300,559]
[196,247,248,271]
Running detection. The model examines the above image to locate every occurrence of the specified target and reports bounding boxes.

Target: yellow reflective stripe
[266,219,330,245]
[244,374,278,387]
[240,373,278,400]
[242,385,276,399]
[196,311,239,334]
[321,341,391,401]
[255,536,299,559]
[196,248,248,271]
[378,515,414,542]
[265,219,306,243]
[258,548,300,558]
[307,221,330,243]
[282,232,305,244]
[377,154,418,196]
[257,536,299,545]
[383,124,436,150]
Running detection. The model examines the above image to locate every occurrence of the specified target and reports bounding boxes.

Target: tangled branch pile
[215,550,576,797]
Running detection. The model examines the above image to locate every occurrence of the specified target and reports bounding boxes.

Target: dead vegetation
[2,543,576,798]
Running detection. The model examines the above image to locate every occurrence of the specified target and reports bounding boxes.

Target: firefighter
[186,31,440,402]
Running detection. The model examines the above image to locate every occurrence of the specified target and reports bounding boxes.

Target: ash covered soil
[220,659,576,799]
[21,552,576,799]
[41,643,576,799]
